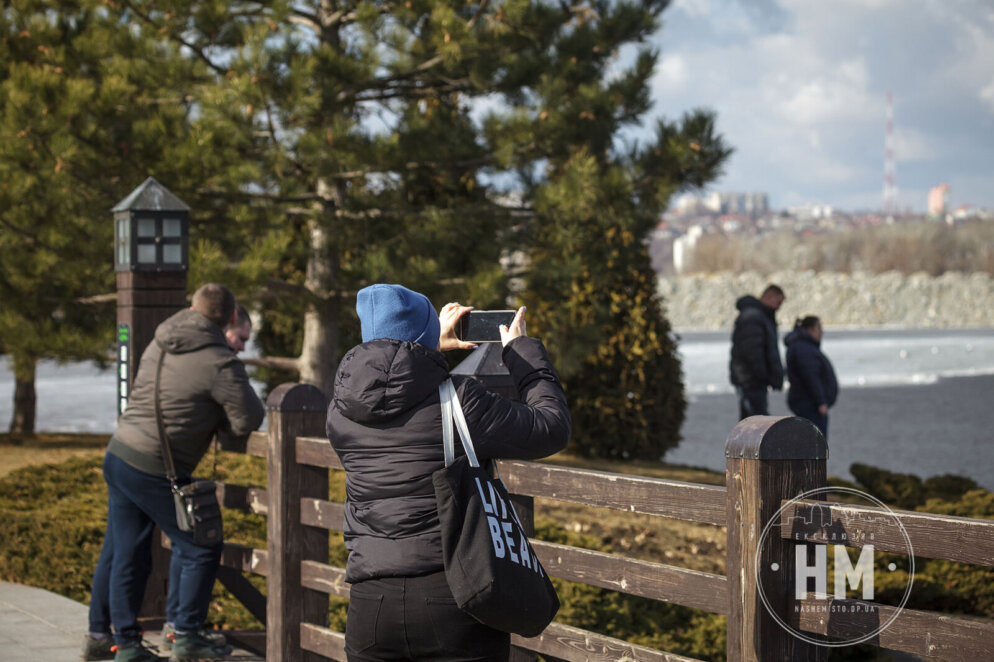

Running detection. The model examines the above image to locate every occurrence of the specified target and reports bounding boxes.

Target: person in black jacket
[785,316,838,439]
[326,284,571,662]
[729,284,785,419]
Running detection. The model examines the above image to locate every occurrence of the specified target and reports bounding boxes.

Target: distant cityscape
[650,188,994,275]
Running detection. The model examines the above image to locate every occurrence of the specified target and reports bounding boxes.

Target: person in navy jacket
[785,316,838,440]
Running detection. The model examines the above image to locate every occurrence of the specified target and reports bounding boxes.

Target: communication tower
[883,91,898,214]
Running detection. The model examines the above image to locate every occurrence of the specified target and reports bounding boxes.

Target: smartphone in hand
[458,310,516,343]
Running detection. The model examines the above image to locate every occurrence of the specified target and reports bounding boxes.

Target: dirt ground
[0,433,109,478]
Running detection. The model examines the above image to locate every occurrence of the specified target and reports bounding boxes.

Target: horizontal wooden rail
[216,482,269,515]
[797,594,994,659]
[300,624,346,661]
[300,560,350,599]
[300,497,345,531]
[219,541,269,577]
[511,622,704,662]
[162,538,268,578]
[300,619,702,662]
[781,499,994,566]
[499,460,727,526]
[297,436,344,469]
[533,540,728,614]
[293,438,726,526]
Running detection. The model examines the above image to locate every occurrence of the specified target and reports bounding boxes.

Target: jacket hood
[154,308,231,354]
[785,327,819,348]
[333,339,449,424]
[736,295,765,312]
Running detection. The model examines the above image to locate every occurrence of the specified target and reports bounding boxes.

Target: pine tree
[111,1,730,455]
[0,1,196,434]
[486,7,734,458]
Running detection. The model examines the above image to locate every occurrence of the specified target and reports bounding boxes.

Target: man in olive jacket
[96,283,264,662]
[729,284,785,419]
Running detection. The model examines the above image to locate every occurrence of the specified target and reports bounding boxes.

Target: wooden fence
[152,383,994,661]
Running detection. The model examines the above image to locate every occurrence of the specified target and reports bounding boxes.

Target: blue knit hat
[356,284,441,349]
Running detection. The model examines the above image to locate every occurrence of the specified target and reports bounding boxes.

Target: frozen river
[2,328,993,487]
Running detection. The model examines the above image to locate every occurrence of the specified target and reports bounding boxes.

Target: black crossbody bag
[154,344,223,547]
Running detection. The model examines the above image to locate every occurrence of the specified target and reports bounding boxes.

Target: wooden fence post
[725,416,828,662]
[267,383,329,662]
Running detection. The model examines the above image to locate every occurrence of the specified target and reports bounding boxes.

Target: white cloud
[981,80,994,114]
[673,0,711,18]
[773,60,875,125]
[647,0,994,210]
[655,54,688,90]
[892,128,936,163]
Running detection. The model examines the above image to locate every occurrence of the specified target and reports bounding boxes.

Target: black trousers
[736,385,769,419]
[345,570,510,662]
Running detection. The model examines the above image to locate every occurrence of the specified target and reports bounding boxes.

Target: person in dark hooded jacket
[785,316,838,439]
[729,284,785,419]
[327,284,571,662]
[90,283,264,662]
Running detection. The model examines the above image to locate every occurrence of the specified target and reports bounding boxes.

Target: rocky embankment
[657,271,994,330]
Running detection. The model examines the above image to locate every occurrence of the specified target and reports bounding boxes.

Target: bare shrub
[682,221,994,275]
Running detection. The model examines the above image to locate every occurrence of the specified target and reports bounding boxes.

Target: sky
[645,0,994,212]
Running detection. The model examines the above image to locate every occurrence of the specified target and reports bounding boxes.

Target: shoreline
[669,372,994,491]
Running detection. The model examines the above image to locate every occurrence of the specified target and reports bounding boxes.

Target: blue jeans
[88,534,113,635]
[100,452,223,646]
[88,529,184,633]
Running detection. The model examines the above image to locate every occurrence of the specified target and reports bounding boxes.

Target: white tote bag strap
[439,378,480,468]
[440,379,456,467]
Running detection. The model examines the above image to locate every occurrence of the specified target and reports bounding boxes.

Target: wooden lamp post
[113,177,190,415]
[113,177,190,619]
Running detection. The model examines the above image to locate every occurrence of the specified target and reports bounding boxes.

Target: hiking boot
[114,640,164,661]
[81,634,115,661]
[169,631,233,661]
[160,624,226,652]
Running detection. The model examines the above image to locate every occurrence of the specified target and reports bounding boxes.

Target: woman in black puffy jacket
[326,284,571,661]
[785,316,839,440]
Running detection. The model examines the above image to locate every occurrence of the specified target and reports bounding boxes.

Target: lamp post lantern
[113,177,190,414]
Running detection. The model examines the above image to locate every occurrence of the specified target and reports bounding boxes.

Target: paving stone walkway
[0,582,264,661]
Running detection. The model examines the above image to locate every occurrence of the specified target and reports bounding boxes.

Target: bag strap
[439,378,480,468]
[153,342,181,489]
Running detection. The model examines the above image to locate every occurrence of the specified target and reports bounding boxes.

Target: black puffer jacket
[729,295,784,390]
[785,328,838,409]
[326,336,571,583]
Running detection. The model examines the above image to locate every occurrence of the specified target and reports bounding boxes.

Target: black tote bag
[431,378,559,637]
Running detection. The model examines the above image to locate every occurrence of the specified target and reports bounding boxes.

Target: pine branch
[243,356,301,372]
[341,79,473,103]
[75,293,118,304]
[120,1,229,76]
[0,214,50,249]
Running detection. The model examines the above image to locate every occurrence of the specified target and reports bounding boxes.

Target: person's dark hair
[763,284,785,299]
[191,283,236,328]
[226,303,251,331]
[794,315,820,331]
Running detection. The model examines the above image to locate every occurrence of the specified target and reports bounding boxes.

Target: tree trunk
[9,355,37,437]
[298,178,341,397]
